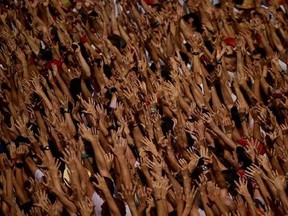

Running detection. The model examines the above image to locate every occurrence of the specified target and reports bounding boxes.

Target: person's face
[163,2,172,11]
[187,17,194,25]
[252,53,262,65]
[224,56,237,71]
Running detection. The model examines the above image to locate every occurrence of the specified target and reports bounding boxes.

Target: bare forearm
[55,74,74,103]
[116,155,132,188]
[243,195,257,216]
[212,126,236,150]
[77,53,91,77]
[91,140,111,178]
[102,188,121,216]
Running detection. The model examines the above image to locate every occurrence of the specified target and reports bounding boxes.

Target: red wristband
[81,35,87,44]
[11,158,17,164]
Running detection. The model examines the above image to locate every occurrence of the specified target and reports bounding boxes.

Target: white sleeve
[125,203,132,216]
[34,169,44,181]
[92,191,104,216]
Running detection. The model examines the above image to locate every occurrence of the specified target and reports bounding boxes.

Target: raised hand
[78,123,98,142]
[258,154,272,173]
[93,173,108,192]
[234,196,246,216]
[147,156,163,177]
[207,183,221,202]
[137,186,149,206]
[245,164,263,180]
[141,137,160,158]
[95,104,107,121]
[199,146,212,165]
[268,170,286,191]
[104,153,114,171]
[119,183,136,203]
[79,96,97,117]
[196,173,207,193]
[114,102,124,119]
[280,121,288,135]
[201,112,217,129]
[34,189,53,215]
[185,185,198,206]
[110,135,127,157]
[178,158,189,174]
[123,87,139,107]
[186,147,200,173]
[152,177,171,200]
[77,196,93,216]
[235,178,250,197]
[61,147,77,168]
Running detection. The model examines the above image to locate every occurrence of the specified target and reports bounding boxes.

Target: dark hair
[15,136,31,145]
[161,117,174,136]
[108,34,127,50]
[252,48,266,59]
[179,51,190,65]
[40,48,53,62]
[231,106,242,129]
[69,78,82,100]
[50,27,60,43]
[234,0,244,5]
[222,169,239,195]
[236,146,252,169]
[103,64,112,78]
[182,13,203,33]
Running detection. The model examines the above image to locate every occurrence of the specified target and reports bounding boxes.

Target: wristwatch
[42,146,50,151]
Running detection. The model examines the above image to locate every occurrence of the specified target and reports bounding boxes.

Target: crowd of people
[0,0,288,215]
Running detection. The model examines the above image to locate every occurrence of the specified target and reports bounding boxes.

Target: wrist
[15,162,24,169]
[117,154,125,159]
[41,145,50,151]
[155,197,165,201]
[192,50,200,55]
[126,199,136,205]
[240,115,248,122]
[81,154,90,159]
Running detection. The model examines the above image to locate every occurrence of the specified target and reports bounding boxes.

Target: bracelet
[192,51,200,55]
[155,197,166,201]
[63,108,70,113]
[150,107,157,114]
[42,146,50,151]
[15,162,24,169]
[240,116,247,122]
[225,129,232,133]
[81,154,90,159]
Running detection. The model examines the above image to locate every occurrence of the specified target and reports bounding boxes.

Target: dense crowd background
[0,0,288,215]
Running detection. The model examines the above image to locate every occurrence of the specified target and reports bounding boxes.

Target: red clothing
[223,37,236,47]
[237,138,265,155]
[144,0,154,5]
[45,59,63,72]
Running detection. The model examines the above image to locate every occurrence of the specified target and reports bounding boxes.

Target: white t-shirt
[92,191,132,216]
[92,191,104,216]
